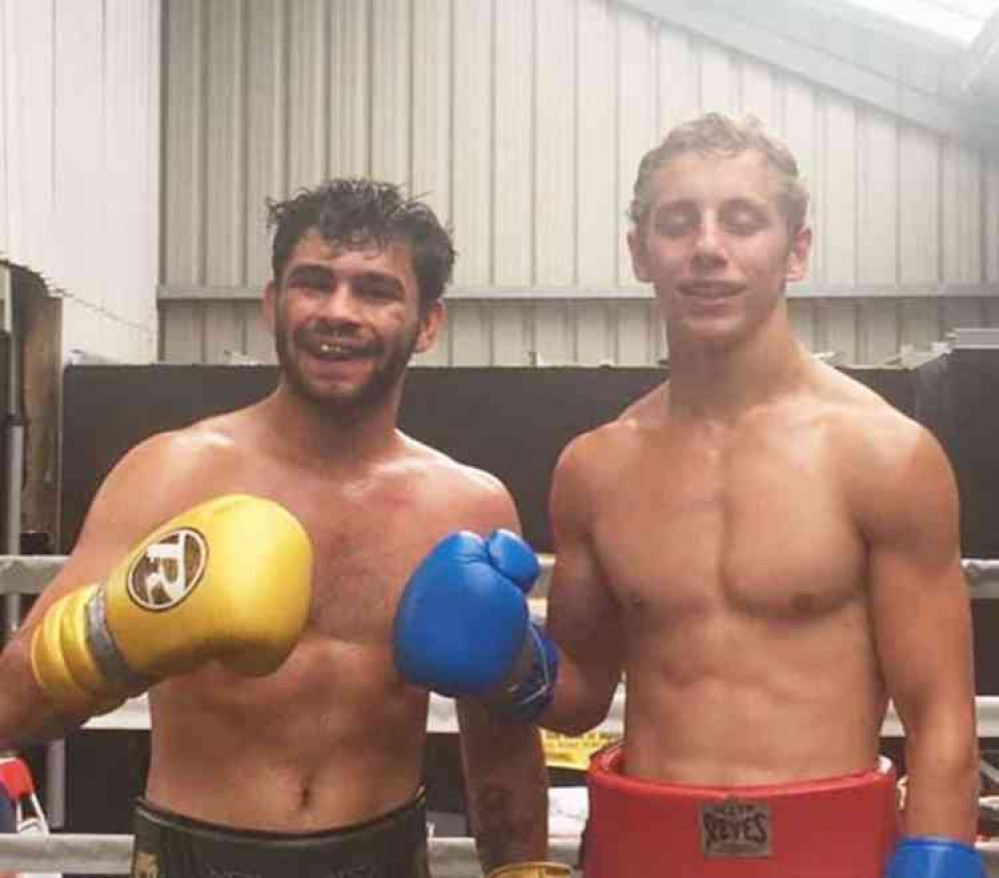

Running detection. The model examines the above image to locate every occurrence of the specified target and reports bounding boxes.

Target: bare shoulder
[394,434,519,532]
[84,409,255,543]
[815,366,957,535]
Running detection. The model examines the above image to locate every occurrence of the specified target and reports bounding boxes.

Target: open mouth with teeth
[306,339,369,361]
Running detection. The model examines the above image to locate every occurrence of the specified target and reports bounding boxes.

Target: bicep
[865,433,975,725]
[20,432,211,627]
[545,451,623,692]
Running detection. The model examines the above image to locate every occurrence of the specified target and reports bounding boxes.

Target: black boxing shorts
[130,790,430,878]
[584,742,898,878]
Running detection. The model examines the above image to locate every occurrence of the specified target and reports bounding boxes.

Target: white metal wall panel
[205,0,246,288]
[577,0,617,287]
[411,0,453,245]
[452,0,492,285]
[160,0,999,367]
[244,1,286,287]
[1,0,159,363]
[534,0,576,287]
[493,0,534,286]
[371,0,411,185]
[330,1,372,179]
[942,140,983,283]
[821,96,859,287]
[899,125,942,285]
[857,109,898,285]
[616,13,656,288]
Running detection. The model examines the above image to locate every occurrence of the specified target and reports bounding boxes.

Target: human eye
[721,201,767,235]
[653,205,697,238]
[286,266,333,295]
[357,276,403,301]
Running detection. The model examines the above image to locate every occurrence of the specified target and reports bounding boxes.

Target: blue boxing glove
[884,837,985,877]
[393,530,558,721]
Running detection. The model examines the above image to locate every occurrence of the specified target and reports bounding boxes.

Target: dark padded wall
[60,365,667,553]
[60,363,947,553]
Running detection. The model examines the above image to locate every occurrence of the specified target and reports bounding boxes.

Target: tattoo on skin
[471,785,535,865]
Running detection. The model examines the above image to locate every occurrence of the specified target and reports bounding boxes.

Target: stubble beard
[274,318,420,421]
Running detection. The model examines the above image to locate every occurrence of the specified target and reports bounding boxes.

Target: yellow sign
[542,730,618,771]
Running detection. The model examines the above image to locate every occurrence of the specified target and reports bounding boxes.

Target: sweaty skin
[542,150,979,841]
[0,233,547,866]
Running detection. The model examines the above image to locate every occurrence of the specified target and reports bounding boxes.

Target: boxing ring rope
[4,556,999,875]
[0,834,582,875]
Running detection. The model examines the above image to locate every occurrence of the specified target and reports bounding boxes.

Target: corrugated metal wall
[0,0,161,363]
[160,0,999,367]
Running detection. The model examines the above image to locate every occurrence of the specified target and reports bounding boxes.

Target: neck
[665,304,808,420]
[262,380,404,466]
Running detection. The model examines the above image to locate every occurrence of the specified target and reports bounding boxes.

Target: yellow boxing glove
[31,494,312,716]
[487,865,572,877]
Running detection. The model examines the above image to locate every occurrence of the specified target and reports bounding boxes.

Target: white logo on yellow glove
[127,528,208,610]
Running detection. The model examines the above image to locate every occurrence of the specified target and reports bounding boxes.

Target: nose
[692,216,727,270]
[315,282,363,327]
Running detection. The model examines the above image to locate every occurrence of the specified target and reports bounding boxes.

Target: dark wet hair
[629,112,809,236]
[266,179,456,305]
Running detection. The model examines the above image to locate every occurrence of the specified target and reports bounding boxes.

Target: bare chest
[593,431,866,624]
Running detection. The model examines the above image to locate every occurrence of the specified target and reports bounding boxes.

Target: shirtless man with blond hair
[0,179,554,878]
[393,115,983,877]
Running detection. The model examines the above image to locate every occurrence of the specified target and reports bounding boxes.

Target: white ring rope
[0,834,580,876]
[0,834,995,876]
[2,556,999,597]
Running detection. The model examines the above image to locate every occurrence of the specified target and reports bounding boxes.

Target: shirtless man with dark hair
[0,179,556,878]
[395,115,983,877]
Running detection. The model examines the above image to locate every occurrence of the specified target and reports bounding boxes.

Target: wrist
[491,623,558,722]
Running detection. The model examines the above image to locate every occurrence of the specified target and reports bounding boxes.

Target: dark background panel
[60,362,957,554]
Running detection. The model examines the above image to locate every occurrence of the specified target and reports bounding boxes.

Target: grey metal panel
[535,0,576,287]
[577,0,619,287]
[987,159,999,281]
[900,298,943,350]
[857,108,898,284]
[160,0,999,369]
[616,12,657,288]
[371,0,411,185]
[493,0,534,286]
[329,0,372,178]
[451,0,492,285]
[943,139,984,282]
[411,0,452,246]
[204,0,246,288]
[858,299,901,363]
[164,0,205,287]
[900,124,942,284]
[161,294,999,366]
[491,303,530,367]
[243,2,285,287]
[161,303,203,363]
[821,95,859,286]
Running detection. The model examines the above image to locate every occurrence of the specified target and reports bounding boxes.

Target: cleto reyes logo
[699,798,772,858]
[127,527,208,611]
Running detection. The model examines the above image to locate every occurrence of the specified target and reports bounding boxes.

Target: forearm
[459,702,549,870]
[901,725,979,841]
[0,635,86,750]
[538,649,618,737]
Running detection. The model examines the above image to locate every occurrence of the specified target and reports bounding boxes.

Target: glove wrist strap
[496,624,558,723]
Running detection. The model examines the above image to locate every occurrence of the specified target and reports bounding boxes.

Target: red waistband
[585,742,899,878]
